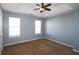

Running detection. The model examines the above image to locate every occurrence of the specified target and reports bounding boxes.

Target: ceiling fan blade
[41,3,44,7]
[44,3,51,7]
[34,8,40,10]
[44,8,51,11]
[36,4,40,7]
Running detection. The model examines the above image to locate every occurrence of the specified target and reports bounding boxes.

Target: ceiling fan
[34,3,52,13]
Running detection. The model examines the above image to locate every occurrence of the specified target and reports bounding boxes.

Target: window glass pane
[9,17,20,26]
[35,20,41,34]
[9,17,20,37]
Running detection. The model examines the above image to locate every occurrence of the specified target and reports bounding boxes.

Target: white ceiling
[1,3,79,18]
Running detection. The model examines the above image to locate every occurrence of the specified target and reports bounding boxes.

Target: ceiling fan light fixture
[40,8,44,11]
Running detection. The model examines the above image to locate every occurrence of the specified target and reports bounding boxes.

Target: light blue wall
[73,9,79,50]
[0,5,3,54]
[45,9,79,51]
[3,11,44,46]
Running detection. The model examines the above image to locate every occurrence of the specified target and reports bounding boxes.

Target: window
[35,20,41,34]
[9,17,20,37]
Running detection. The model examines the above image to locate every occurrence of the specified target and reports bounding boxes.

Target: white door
[0,9,3,55]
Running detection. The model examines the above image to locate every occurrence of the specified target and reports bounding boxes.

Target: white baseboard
[45,37,73,48]
[72,49,79,53]
[4,37,43,47]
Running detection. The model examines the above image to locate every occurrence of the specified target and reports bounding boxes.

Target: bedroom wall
[3,11,44,46]
[45,9,79,51]
[0,5,3,54]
